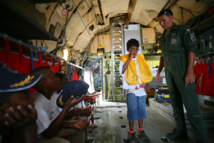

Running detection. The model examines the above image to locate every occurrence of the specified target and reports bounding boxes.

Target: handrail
[198,52,214,58]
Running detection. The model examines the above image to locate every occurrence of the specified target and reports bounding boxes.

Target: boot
[166,128,188,140]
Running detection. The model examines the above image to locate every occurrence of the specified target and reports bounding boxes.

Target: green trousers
[165,70,207,142]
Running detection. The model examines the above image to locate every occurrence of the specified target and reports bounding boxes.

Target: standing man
[156,9,207,143]
[119,39,153,143]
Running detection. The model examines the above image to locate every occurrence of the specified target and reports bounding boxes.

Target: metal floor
[87,102,214,143]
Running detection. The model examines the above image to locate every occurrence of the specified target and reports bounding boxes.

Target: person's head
[0,90,34,109]
[55,72,72,91]
[157,9,174,30]
[0,67,41,110]
[31,66,60,96]
[127,39,139,56]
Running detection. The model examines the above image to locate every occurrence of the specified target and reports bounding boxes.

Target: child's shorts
[126,93,146,121]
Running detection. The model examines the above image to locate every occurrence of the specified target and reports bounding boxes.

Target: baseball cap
[0,67,42,93]
[57,80,89,108]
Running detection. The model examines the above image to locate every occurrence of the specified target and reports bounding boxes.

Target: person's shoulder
[137,54,145,58]
[178,24,191,31]
[51,92,60,101]
[31,91,40,99]
[120,54,129,62]
[181,25,195,37]
[31,92,47,103]
[119,54,128,58]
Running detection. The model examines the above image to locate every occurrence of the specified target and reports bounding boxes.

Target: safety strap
[195,73,203,94]
[30,48,34,72]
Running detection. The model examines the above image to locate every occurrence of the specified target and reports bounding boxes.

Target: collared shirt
[119,57,146,96]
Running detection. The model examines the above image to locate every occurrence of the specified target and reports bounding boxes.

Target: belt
[126,88,144,93]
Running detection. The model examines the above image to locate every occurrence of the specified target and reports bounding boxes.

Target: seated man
[31,66,89,143]
[0,65,42,143]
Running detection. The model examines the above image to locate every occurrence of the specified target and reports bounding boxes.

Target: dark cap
[57,80,89,108]
[55,72,72,81]
[158,9,173,17]
[55,72,66,80]
[0,67,42,93]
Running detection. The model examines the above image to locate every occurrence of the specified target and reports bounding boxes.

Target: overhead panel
[73,28,94,53]
[131,0,168,27]
[55,3,71,24]
[66,0,93,47]
[78,0,92,16]
[66,12,85,46]
[43,40,58,52]
[92,0,103,24]
[100,0,130,17]
[171,6,193,25]
[135,0,168,12]
[176,0,208,16]
[83,10,96,27]
[171,0,209,25]
[49,13,63,31]
[131,10,153,26]
[0,0,57,40]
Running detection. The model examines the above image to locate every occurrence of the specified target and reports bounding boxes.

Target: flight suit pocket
[169,37,180,52]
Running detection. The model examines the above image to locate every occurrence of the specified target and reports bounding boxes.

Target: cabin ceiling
[0,0,213,54]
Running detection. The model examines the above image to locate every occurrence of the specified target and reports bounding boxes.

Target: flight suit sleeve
[182,25,197,54]
[160,36,164,58]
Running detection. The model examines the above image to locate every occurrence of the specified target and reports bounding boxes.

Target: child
[119,39,153,143]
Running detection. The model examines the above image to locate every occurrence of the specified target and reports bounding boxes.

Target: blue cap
[0,67,42,93]
[57,80,89,108]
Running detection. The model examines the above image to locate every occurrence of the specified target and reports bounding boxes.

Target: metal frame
[110,21,124,101]
[87,56,104,102]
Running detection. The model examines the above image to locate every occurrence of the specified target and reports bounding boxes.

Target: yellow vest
[119,54,153,85]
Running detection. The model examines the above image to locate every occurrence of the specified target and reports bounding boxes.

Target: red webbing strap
[4,37,10,64]
[19,42,22,64]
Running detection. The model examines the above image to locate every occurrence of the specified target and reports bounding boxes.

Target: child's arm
[65,108,91,119]
[41,95,85,139]
[62,119,89,130]
[144,83,150,92]
[122,53,135,74]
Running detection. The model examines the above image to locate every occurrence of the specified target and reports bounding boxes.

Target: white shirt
[32,91,61,135]
[119,57,146,96]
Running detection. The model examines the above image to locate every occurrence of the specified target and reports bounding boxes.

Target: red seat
[84,96,96,101]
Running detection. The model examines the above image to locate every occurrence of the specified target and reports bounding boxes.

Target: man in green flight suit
[156,9,207,143]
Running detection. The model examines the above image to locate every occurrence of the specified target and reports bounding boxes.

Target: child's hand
[144,83,150,92]
[73,119,89,130]
[64,95,86,110]
[129,53,136,59]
